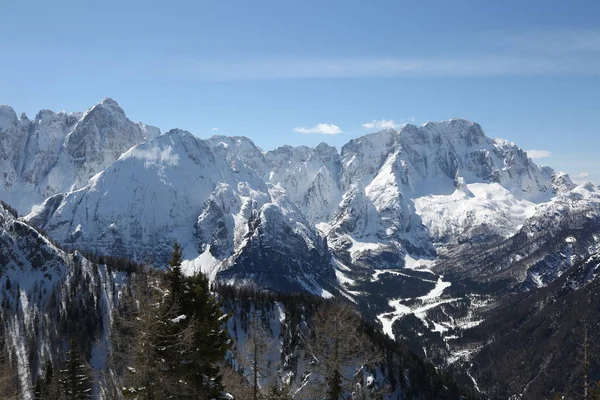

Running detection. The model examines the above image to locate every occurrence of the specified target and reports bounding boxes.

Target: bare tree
[578,290,594,400]
[303,302,384,400]
[245,314,273,400]
[110,268,181,399]
[0,349,19,399]
[220,361,254,400]
[227,312,278,400]
[580,319,590,400]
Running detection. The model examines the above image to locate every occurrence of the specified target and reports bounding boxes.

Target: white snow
[171,315,187,323]
[414,182,538,246]
[376,268,455,339]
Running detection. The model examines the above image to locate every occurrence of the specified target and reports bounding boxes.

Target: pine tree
[118,244,230,399]
[116,267,178,399]
[168,272,231,398]
[33,361,61,400]
[167,241,184,301]
[59,339,92,400]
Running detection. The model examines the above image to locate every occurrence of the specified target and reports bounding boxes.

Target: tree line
[0,242,504,399]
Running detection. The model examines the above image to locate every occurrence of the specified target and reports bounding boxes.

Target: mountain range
[1,98,599,398]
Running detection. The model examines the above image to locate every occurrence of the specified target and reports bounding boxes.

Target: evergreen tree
[168,273,230,398]
[59,338,92,400]
[118,244,230,399]
[33,361,57,399]
[116,267,177,399]
[167,241,184,301]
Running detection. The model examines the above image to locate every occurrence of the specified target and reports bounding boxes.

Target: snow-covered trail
[376,257,454,339]
[418,275,452,300]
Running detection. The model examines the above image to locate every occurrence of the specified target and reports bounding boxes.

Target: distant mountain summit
[0,98,159,212]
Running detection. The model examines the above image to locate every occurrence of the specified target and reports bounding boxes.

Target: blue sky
[1,0,599,182]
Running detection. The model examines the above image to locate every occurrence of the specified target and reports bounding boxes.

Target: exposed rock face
[0,98,159,213]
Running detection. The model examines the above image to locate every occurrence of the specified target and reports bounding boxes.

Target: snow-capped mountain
[14,99,599,298]
[0,97,596,301]
[27,129,335,294]
[436,181,600,289]
[0,98,159,213]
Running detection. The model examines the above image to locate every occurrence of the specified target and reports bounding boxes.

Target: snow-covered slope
[0,98,159,213]
[27,130,335,294]
[436,182,600,288]
[263,143,342,224]
[0,203,124,399]
[319,119,556,271]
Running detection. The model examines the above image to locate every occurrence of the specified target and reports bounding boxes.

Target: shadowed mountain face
[463,253,600,399]
[0,203,124,397]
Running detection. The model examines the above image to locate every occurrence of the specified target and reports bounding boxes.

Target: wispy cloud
[212,127,219,132]
[362,119,401,130]
[527,149,552,159]
[162,29,600,81]
[490,29,600,54]
[293,123,342,135]
[572,172,593,184]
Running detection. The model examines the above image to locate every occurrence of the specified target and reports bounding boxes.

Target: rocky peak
[205,135,267,175]
[0,105,18,132]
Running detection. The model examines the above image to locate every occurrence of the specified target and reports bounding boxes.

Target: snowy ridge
[0,203,125,399]
[3,98,596,296]
[0,98,159,213]
[435,182,600,288]
[27,129,335,294]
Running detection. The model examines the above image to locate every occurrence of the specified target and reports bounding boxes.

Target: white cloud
[293,123,343,135]
[572,172,592,184]
[526,149,552,159]
[212,127,218,132]
[362,119,401,130]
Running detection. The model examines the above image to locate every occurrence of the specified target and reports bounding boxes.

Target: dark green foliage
[591,381,600,400]
[58,338,92,399]
[116,244,230,399]
[1,201,18,219]
[166,241,184,300]
[33,361,60,400]
[77,250,142,273]
[161,242,230,398]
